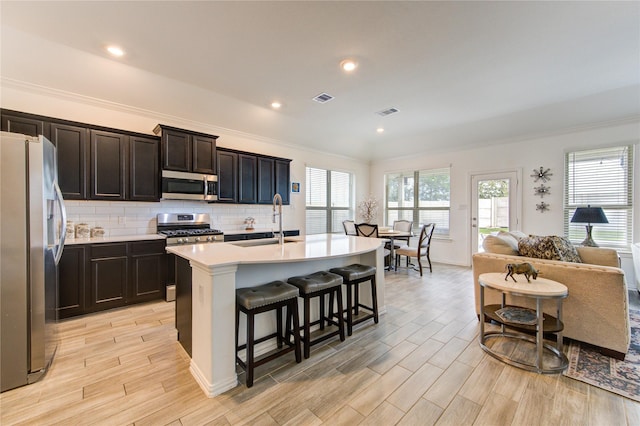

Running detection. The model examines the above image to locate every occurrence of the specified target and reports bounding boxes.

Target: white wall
[370,120,640,267]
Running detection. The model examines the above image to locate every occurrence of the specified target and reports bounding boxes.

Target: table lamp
[570,205,608,247]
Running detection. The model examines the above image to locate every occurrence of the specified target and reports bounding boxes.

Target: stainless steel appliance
[157,213,223,246]
[1,132,67,392]
[161,170,217,201]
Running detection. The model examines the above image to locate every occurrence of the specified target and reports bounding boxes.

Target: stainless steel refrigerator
[1,131,67,392]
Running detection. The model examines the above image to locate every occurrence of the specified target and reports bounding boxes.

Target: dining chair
[394,223,435,276]
[343,220,357,236]
[392,220,413,247]
[355,223,379,238]
[355,223,391,267]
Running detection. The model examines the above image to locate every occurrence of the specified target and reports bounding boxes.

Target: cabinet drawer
[90,243,127,259]
[130,240,166,256]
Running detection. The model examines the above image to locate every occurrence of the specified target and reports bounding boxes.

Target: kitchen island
[166,233,385,397]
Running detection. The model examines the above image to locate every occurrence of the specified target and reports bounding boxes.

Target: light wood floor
[2,264,639,425]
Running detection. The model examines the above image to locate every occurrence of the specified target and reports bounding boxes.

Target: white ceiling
[1,1,639,161]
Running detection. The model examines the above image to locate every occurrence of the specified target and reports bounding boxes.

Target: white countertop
[64,234,166,245]
[166,233,384,268]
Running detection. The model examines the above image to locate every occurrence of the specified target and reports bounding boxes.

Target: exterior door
[471,171,521,255]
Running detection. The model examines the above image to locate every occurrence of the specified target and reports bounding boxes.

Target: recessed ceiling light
[340,59,357,72]
[271,101,282,109]
[106,45,125,57]
[376,127,385,134]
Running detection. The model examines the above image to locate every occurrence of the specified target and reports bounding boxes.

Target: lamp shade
[570,205,609,224]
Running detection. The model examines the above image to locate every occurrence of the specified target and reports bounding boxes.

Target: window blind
[564,145,634,248]
[305,167,353,234]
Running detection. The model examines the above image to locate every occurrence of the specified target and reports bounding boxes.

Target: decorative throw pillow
[502,230,527,240]
[482,234,519,255]
[496,232,520,251]
[549,236,582,263]
[518,235,582,263]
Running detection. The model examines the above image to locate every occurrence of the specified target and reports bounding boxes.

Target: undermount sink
[229,238,294,247]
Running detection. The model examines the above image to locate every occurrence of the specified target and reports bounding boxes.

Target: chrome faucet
[272,193,283,245]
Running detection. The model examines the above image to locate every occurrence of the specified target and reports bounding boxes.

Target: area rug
[564,309,640,402]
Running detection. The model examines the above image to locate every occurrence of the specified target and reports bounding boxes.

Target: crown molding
[1,77,367,165]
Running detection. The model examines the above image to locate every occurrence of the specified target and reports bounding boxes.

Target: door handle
[53,181,67,265]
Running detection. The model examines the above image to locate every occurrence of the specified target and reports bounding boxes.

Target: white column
[189,262,238,397]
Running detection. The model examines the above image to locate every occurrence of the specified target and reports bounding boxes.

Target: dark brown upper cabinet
[275,159,291,205]
[257,157,274,204]
[50,123,89,200]
[129,135,160,201]
[216,147,291,205]
[90,130,128,201]
[238,153,258,204]
[216,149,238,203]
[1,111,49,139]
[2,109,162,202]
[192,134,217,174]
[155,125,218,175]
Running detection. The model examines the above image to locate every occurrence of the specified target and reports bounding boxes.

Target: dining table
[378,229,412,271]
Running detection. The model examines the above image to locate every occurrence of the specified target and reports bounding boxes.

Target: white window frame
[564,145,634,249]
[384,167,451,237]
[305,167,354,234]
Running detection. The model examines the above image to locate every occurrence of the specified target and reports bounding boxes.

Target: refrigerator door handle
[53,181,67,265]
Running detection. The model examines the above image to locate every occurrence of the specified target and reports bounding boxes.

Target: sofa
[472,232,630,359]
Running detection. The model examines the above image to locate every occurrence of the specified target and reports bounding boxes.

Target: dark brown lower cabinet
[57,245,86,319]
[88,243,128,312]
[58,240,167,318]
[175,256,192,356]
[129,240,167,302]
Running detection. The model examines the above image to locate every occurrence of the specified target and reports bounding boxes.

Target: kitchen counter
[167,233,385,397]
[64,234,166,245]
[167,233,377,268]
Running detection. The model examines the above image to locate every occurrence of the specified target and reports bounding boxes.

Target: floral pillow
[518,235,582,263]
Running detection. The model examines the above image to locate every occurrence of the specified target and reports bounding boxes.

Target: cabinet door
[90,130,128,200]
[238,154,257,204]
[175,256,192,356]
[50,123,88,200]
[88,244,128,312]
[192,134,216,174]
[129,135,160,201]
[275,159,291,205]
[1,111,48,138]
[57,245,86,319]
[216,150,238,203]
[129,240,166,302]
[162,129,191,172]
[257,157,274,204]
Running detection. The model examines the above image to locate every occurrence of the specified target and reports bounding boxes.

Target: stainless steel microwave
[161,170,217,201]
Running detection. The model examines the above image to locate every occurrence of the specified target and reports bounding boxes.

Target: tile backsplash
[64,200,295,237]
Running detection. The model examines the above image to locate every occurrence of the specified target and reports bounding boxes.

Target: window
[564,145,634,248]
[305,167,353,234]
[385,167,450,236]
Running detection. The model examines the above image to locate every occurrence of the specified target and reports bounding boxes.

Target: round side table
[478,272,569,374]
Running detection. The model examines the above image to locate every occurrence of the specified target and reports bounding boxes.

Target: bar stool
[329,264,378,336]
[287,271,345,358]
[236,280,302,387]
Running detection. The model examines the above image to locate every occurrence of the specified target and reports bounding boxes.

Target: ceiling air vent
[312,93,334,103]
[376,107,399,117]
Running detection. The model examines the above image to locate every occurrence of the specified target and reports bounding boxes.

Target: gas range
[157,213,223,246]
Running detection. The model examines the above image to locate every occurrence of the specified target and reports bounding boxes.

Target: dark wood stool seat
[329,264,378,336]
[236,280,302,387]
[287,271,345,358]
